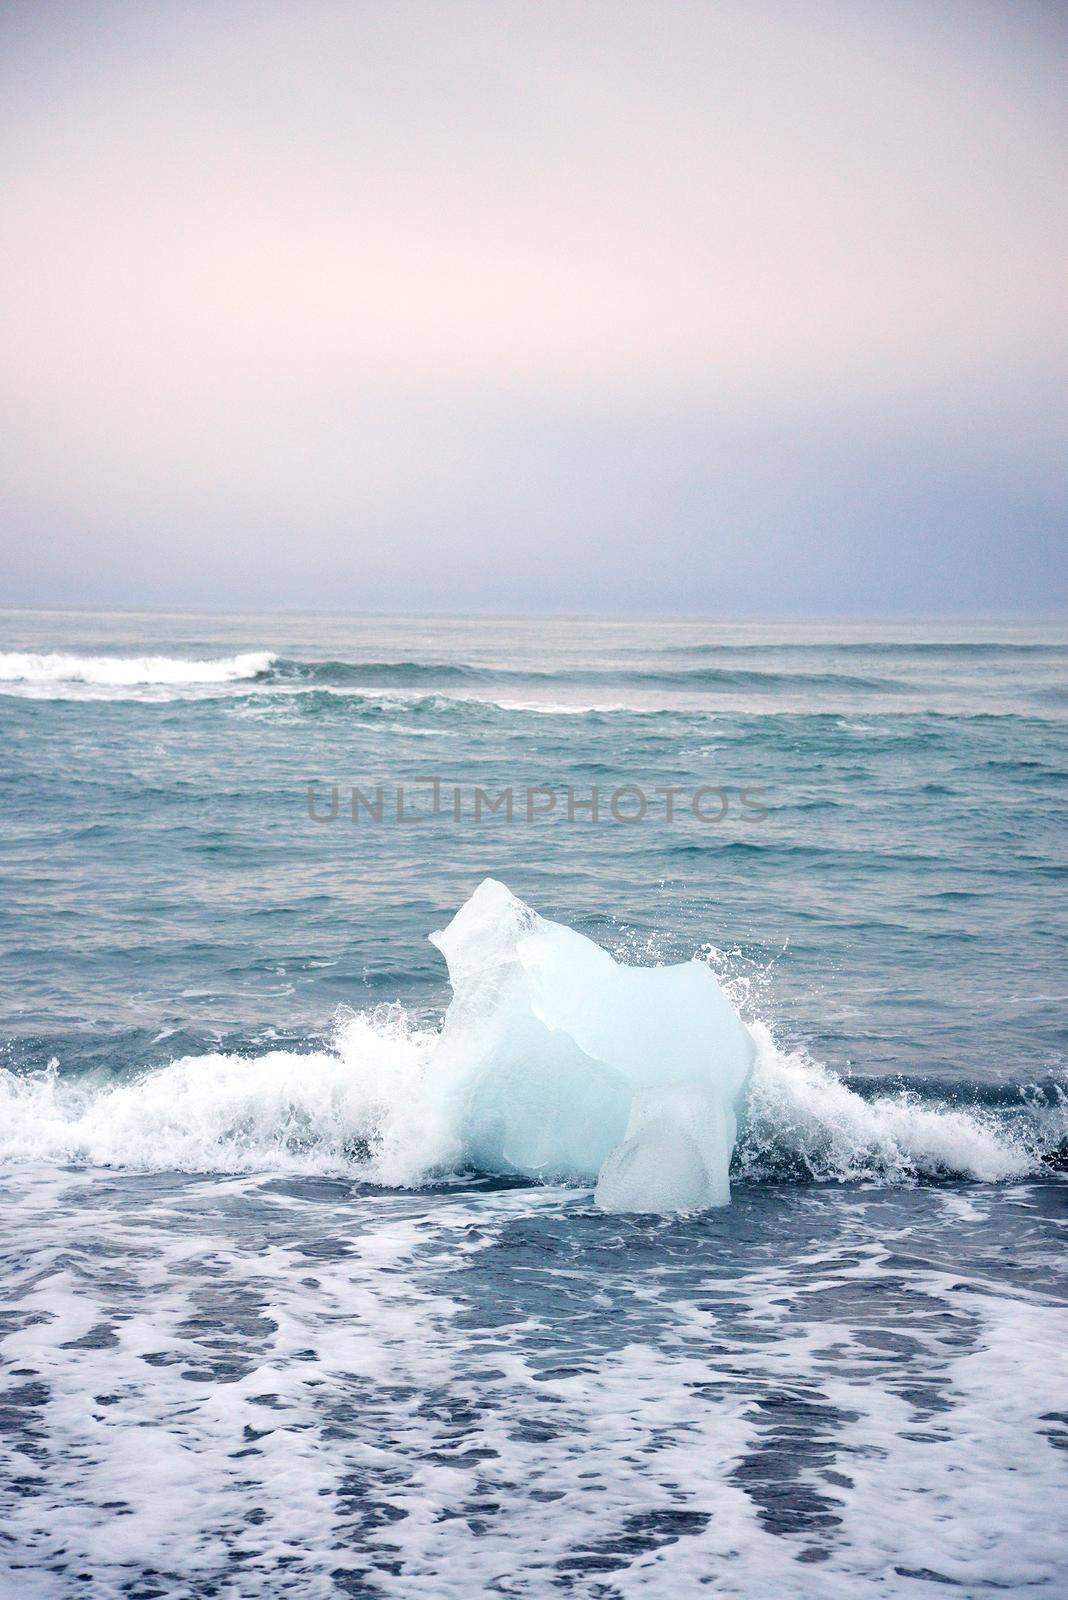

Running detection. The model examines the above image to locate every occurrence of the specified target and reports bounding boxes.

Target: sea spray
[0,649,275,687]
[0,881,1056,1202]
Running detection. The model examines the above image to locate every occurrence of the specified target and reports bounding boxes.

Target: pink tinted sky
[1,0,1065,614]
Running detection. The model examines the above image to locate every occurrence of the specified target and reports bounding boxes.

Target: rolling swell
[660,640,1068,657]
[269,658,905,693]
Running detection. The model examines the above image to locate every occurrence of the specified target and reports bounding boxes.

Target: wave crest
[737,1024,1044,1185]
[0,650,275,693]
[0,1007,1057,1191]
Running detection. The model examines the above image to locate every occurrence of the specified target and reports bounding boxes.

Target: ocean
[0,609,1065,1597]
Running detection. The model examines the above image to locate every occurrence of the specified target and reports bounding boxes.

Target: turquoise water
[0,611,1066,1596]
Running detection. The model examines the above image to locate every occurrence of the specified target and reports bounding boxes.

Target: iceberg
[430,879,755,1211]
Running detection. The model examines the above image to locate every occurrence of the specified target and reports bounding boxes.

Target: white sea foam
[0,883,1050,1201]
[0,649,275,698]
[738,1023,1036,1184]
[0,1018,1040,1192]
[3,1161,1065,1598]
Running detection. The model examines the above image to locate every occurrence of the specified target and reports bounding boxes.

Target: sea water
[0,611,1065,1596]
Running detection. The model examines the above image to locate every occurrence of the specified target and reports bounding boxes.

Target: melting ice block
[430,879,755,1211]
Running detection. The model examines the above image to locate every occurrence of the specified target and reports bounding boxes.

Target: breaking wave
[1,874,1062,1209]
[0,1013,1058,1189]
[3,647,1062,719]
[0,648,903,705]
[0,651,905,695]
[0,650,276,694]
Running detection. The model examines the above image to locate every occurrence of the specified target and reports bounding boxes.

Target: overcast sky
[2,0,1065,615]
